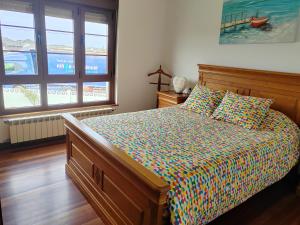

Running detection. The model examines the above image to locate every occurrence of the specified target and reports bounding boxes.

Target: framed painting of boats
[220,0,300,44]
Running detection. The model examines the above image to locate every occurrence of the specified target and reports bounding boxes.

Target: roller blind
[85,12,108,24]
[45,6,73,19]
[0,0,32,13]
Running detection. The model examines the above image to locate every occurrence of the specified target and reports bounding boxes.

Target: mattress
[82,106,300,225]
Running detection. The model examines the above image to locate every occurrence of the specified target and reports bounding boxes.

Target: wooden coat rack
[148,65,172,91]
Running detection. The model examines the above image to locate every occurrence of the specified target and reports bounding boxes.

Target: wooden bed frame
[63,65,300,225]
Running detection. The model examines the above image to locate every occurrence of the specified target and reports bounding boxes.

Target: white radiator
[5,107,115,144]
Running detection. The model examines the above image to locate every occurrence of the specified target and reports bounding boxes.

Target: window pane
[4,52,37,75]
[47,83,77,105]
[0,10,34,27]
[85,56,107,74]
[84,11,108,75]
[83,82,109,102]
[46,31,74,53]
[85,22,108,36]
[1,26,36,51]
[85,12,108,35]
[0,0,34,27]
[85,35,107,55]
[45,6,73,32]
[45,16,73,32]
[0,1,38,76]
[47,53,75,75]
[3,84,41,109]
[45,7,74,75]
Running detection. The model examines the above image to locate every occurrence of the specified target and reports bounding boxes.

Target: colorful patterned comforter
[82,107,300,225]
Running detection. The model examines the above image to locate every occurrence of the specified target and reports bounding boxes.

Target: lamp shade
[173,76,187,94]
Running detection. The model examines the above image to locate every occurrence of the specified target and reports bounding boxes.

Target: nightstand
[157,91,189,108]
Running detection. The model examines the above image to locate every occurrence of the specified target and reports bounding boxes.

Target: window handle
[37,34,41,44]
[80,35,84,45]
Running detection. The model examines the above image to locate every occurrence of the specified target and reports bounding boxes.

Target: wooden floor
[0,143,299,225]
[0,144,103,225]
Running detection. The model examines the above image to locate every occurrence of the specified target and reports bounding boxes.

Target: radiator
[4,107,115,144]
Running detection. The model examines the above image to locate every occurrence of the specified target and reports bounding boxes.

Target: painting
[219,0,300,44]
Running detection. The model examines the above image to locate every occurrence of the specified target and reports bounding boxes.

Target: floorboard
[0,144,299,225]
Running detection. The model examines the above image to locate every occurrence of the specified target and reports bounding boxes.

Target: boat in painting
[250,17,269,28]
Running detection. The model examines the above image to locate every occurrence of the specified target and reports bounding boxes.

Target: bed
[63,65,300,225]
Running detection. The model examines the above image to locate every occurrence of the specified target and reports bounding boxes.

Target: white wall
[163,0,300,84]
[0,0,168,143]
[116,0,167,113]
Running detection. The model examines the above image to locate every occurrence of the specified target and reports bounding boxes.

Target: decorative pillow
[212,91,273,129]
[180,85,225,116]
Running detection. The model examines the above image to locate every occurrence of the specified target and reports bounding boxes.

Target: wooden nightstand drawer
[158,99,175,108]
[157,91,189,108]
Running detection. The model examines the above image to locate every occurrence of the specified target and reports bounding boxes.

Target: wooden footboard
[63,114,170,225]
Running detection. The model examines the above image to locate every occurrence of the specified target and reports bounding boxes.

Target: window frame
[0,0,117,115]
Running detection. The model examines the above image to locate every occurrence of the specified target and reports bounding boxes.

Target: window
[0,0,117,114]
[45,7,75,75]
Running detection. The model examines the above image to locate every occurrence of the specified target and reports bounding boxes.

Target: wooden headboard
[199,64,300,127]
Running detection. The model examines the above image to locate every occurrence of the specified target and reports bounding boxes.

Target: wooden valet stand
[148,66,173,108]
[148,65,172,91]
